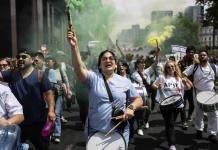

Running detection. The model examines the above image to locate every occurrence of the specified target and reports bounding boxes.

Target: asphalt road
[46,104,218,150]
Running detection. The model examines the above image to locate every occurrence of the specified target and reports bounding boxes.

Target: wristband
[127,105,136,111]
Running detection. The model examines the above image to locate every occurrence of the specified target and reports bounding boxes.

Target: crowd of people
[67,30,218,150]
[0,48,73,150]
[0,31,218,150]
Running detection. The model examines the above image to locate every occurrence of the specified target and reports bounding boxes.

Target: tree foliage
[196,0,218,27]
[146,15,200,55]
[165,16,200,52]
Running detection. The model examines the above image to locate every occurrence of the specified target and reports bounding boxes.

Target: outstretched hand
[67,30,77,49]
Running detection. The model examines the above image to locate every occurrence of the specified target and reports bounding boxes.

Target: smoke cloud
[102,0,196,39]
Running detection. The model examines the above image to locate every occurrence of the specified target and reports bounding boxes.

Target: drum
[86,132,126,150]
[196,91,218,112]
[160,95,183,111]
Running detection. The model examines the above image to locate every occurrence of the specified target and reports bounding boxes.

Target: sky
[102,0,196,39]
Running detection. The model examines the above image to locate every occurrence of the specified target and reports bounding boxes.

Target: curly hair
[164,60,182,81]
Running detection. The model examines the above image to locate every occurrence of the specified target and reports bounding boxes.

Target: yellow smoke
[147,25,175,47]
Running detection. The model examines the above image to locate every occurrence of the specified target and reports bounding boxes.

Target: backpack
[190,63,216,81]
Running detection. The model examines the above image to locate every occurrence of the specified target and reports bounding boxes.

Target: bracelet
[127,105,136,111]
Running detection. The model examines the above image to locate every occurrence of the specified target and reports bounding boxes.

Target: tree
[164,16,200,52]
[196,0,218,48]
[146,15,200,55]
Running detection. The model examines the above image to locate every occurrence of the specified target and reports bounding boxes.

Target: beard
[200,59,207,64]
[17,61,32,70]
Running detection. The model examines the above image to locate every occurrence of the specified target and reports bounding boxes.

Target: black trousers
[150,89,157,110]
[160,107,181,146]
[20,122,49,150]
[180,89,195,122]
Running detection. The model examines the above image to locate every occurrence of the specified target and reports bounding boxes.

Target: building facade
[184,6,204,22]
[117,24,146,48]
[151,10,173,22]
[0,0,68,57]
[199,26,218,48]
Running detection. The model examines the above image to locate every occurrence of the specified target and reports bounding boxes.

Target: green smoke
[63,0,115,68]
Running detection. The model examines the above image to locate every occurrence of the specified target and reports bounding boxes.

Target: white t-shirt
[183,63,218,91]
[153,75,184,104]
[131,66,154,86]
[0,83,23,119]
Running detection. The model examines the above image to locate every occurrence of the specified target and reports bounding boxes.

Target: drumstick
[105,120,123,137]
[141,105,148,110]
[204,93,216,103]
[111,115,123,120]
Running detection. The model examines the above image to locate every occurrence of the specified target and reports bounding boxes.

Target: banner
[171,45,187,53]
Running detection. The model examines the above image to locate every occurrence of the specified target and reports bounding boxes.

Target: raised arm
[68,31,88,82]
[150,47,160,69]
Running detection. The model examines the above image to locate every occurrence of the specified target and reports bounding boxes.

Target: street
[47,104,218,150]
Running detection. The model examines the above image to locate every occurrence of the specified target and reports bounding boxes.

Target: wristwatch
[127,104,136,111]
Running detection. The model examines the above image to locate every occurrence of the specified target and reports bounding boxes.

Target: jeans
[53,94,64,137]
[0,125,27,150]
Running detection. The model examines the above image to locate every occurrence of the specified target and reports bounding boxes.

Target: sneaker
[169,145,176,150]
[61,116,68,123]
[54,137,61,143]
[182,122,188,130]
[196,130,203,139]
[137,129,144,136]
[186,116,192,122]
[208,134,218,143]
[17,143,29,150]
[145,122,149,129]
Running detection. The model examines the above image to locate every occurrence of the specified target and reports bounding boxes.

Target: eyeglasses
[16,55,28,59]
[0,64,8,67]
[167,65,175,69]
[101,56,115,61]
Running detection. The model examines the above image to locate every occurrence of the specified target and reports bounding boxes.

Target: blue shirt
[85,71,139,134]
[47,69,58,83]
[1,69,51,125]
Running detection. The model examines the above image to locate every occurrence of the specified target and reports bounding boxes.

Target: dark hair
[135,58,145,69]
[34,52,45,61]
[117,59,130,75]
[199,49,208,55]
[45,56,58,69]
[45,56,56,62]
[18,48,33,56]
[186,46,196,54]
[169,56,176,61]
[97,50,117,72]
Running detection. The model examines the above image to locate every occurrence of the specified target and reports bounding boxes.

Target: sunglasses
[0,64,8,67]
[167,65,175,69]
[16,55,28,59]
